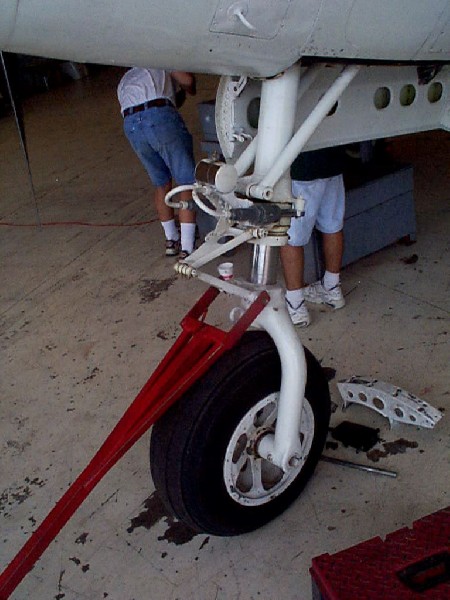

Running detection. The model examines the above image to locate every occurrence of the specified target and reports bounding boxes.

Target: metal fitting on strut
[229,204,282,225]
[195,159,238,194]
[174,262,196,278]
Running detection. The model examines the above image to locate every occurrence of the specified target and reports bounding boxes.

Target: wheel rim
[223,392,315,506]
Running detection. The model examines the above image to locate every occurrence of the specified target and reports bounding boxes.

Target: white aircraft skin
[1,0,449,76]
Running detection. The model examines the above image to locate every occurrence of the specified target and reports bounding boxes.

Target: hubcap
[223,392,315,506]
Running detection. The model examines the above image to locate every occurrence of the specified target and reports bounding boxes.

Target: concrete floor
[1,68,449,600]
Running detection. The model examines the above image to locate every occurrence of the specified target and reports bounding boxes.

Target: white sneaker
[286,299,311,327]
[304,279,345,309]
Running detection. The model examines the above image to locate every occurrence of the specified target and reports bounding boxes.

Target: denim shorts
[123,106,195,187]
[287,174,345,246]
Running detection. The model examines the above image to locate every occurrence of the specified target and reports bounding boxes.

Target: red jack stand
[0,286,269,598]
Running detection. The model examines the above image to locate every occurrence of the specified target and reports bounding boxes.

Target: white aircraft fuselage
[1,0,449,76]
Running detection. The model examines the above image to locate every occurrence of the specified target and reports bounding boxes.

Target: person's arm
[171,71,196,96]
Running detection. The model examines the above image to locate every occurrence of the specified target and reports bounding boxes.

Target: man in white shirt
[118,68,197,259]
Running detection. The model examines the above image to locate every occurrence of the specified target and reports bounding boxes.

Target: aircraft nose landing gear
[150,63,336,535]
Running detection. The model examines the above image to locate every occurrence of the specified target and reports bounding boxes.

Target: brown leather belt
[123,98,174,117]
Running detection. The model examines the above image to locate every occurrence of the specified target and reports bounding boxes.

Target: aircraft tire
[150,330,330,536]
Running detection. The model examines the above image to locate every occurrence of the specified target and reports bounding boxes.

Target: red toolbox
[310,506,450,599]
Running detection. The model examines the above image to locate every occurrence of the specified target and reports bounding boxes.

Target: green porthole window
[400,84,416,106]
[428,82,443,103]
[374,87,391,109]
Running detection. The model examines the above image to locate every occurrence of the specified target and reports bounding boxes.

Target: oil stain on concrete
[367,438,419,462]
[127,492,198,546]
[0,477,46,517]
[138,277,176,304]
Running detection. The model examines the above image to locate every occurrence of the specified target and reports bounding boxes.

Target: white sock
[286,288,305,309]
[161,219,179,241]
[323,270,340,290]
[180,222,196,253]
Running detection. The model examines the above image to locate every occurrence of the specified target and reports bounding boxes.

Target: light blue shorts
[287,174,345,246]
[123,105,195,187]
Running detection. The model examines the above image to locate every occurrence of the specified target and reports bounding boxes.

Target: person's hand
[175,88,186,108]
[171,71,196,96]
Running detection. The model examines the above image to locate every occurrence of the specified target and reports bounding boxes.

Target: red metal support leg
[0,287,269,598]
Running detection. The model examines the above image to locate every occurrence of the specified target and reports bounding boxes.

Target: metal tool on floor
[320,455,398,478]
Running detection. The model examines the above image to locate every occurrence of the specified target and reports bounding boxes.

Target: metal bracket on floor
[337,377,443,429]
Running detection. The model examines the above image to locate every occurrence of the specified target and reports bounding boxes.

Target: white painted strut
[254,289,307,471]
[252,62,301,203]
[259,65,360,191]
[233,63,323,178]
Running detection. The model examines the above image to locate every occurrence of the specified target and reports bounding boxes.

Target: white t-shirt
[117,68,175,114]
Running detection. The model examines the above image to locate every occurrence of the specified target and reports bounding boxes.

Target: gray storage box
[342,163,415,267]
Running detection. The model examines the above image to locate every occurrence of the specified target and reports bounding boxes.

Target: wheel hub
[223,392,315,506]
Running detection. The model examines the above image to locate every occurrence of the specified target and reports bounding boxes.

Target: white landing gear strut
[172,64,360,473]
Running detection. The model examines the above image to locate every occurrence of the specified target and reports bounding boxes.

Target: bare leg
[280,244,305,290]
[280,243,311,326]
[154,181,175,222]
[303,229,345,309]
[322,230,343,273]
[155,184,195,223]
